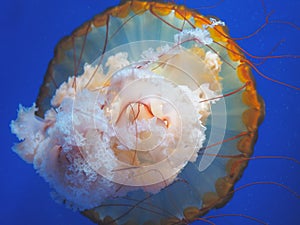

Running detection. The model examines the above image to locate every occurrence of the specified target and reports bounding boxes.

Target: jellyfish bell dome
[10,1,264,224]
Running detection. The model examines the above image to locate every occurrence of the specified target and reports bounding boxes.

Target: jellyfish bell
[10,0,264,224]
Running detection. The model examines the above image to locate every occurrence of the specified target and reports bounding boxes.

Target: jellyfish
[11,0,269,224]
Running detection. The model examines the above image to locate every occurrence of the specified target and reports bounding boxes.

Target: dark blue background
[1,0,299,224]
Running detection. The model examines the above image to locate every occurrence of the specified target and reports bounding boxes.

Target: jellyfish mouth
[11,39,224,209]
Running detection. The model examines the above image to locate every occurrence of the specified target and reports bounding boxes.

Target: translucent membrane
[11,1,264,224]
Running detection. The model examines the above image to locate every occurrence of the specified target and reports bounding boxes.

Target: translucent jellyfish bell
[11,1,264,224]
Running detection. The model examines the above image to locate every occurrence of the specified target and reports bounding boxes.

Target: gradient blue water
[1,1,299,224]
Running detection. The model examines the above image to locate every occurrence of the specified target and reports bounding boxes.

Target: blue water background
[1,0,299,224]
